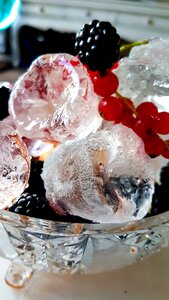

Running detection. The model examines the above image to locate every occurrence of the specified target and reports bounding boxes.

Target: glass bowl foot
[5,261,33,288]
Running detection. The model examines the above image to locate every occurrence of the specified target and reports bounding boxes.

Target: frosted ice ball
[42,124,154,223]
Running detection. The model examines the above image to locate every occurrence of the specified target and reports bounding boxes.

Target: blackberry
[8,192,58,220]
[160,164,169,186]
[147,163,169,217]
[16,160,92,223]
[0,84,11,120]
[74,20,120,74]
[8,192,92,223]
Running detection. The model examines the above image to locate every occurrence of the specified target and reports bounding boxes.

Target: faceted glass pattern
[0,209,169,275]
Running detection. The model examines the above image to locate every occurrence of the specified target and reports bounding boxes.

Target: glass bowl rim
[0,208,169,236]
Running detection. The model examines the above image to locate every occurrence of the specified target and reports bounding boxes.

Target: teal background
[0,0,21,30]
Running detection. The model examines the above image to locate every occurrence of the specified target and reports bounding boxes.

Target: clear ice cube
[0,121,30,209]
[42,124,154,223]
[9,53,101,143]
[115,38,169,112]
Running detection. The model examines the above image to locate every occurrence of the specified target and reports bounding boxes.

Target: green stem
[164,140,169,151]
[115,91,138,116]
[120,39,149,54]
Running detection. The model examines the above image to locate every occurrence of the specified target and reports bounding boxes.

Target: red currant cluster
[87,67,169,159]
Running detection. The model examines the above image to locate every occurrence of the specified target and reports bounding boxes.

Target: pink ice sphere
[9,53,101,143]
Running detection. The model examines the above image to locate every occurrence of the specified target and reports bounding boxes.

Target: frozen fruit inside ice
[0,121,30,209]
[42,124,154,223]
[9,53,101,143]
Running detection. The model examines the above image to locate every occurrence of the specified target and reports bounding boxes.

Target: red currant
[110,62,119,70]
[98,96,124,122]
[136,102,159,132]
[137,102,158,116]
[119,98,135,126]
[86,68,99,79]
[91,70,119,97]
[157,112,169,135]
[121,112,135,129]
[143,132,164,157]
[132,117,148,139]
[123,98,136,115]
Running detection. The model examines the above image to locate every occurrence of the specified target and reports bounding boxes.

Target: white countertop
[0,246,169,300]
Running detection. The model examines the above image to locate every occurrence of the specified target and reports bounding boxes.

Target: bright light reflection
[0,0,21,30]
[153,95,169,112]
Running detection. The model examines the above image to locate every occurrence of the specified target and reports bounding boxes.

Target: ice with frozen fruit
[0,121,30,209]
[42,124,154,223]
[115,38,169,112]
[9,53,101,143]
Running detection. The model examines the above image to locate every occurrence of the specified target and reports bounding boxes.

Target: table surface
[0,246,169,300]
[0,69,24,83]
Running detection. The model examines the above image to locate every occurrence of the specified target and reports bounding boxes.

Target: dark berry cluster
[8,192,58,220]
[8,159,92,223]
[74,20,120,74]
[147,164,169,217]
[8,192,92,223]
[8,160,54,219]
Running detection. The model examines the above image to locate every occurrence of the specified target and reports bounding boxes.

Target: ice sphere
[9,53,101,143]
[42,124,154,223]
[0,121,30,209]
[115,38,169,112]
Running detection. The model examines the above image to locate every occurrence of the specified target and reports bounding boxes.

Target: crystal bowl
[0,208,169,279]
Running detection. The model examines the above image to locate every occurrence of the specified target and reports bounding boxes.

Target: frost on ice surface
[42,124,154,223]
[0,121,30,209]
[9,53,101,143]
[115,38,169,112]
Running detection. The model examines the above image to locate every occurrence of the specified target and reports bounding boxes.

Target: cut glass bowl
[0,202,169,287]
